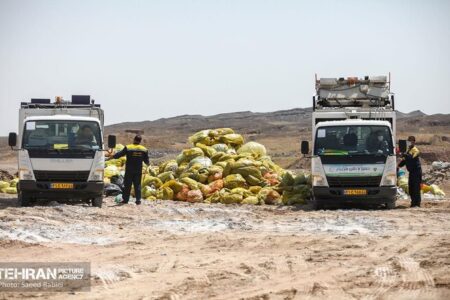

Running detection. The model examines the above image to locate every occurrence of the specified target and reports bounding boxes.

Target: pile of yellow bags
[104,128,311,205]
[0,178,18,194]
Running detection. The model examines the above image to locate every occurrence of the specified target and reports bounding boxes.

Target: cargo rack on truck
[313,74,394,111]
[20,95,101,109]
[19,95,104,126]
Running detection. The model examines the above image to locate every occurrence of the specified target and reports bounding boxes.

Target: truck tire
[312,198,325,210]
[18,192,32,207]
[92,197,103,208]
[385,201,396,209]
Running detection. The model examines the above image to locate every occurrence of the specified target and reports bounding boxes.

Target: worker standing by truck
[398,136,422,207]
[109,135,150,205]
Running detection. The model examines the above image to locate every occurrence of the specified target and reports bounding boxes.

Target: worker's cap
[407,136,416,142]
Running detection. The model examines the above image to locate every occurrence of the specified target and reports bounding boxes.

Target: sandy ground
[0,195,449,300]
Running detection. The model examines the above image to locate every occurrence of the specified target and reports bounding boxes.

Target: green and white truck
[301,75,398,209]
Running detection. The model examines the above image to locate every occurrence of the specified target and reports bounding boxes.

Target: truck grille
[326,176,381,187]
[33,171,90,182]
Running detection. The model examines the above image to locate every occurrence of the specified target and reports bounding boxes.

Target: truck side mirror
[301,141,309,155]
[108,135,117,149]
[399,139,407,153]
[8,132,17,147]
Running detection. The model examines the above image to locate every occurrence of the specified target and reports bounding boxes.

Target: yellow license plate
[51,183,74,189]
[344,189,367,196]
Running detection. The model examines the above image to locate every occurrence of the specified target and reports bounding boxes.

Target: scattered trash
[431,161,450,171]
[0,171,18,194]
[114,194,123,203]
[397,161,448,199]
[423,161,450,186]
[105,184,123,197]
[0,170,14,182]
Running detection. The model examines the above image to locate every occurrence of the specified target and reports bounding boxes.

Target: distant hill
[106,108,440,137]
[396,110,427,119]
[106,107,313,138]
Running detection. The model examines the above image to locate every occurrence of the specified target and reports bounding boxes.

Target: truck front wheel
[92,197,103,208]
[18,192,32,207]
[311,197,325,210]
[385,201,396,209]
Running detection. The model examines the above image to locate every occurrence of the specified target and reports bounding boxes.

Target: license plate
[51,183,74,189]
[344,189,367,196]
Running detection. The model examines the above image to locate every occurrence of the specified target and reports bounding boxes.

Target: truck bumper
[18,180,104,200]
[313,186,397,205]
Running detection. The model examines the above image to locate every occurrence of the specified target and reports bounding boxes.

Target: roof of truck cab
[24,115,101,123]
[316,119,392,128]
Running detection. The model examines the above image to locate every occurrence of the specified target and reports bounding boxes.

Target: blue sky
[1,0,449,135]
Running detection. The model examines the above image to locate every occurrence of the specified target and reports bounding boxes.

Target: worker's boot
[135,200,141,205]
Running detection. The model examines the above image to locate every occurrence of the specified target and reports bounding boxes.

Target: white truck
[8,96,116,207]
[301,75,398,209]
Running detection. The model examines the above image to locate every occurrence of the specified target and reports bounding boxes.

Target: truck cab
[8,96,116,207]
[302,75,398,209]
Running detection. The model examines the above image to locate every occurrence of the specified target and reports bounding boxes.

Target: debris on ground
[103,128,312,205]
[0,171,18,194]
[0,170,14,182]
[397,160,448,200]
[423,161,450,185]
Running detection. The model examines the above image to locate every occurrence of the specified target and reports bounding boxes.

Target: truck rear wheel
[92,197,103,208]
[18,192,32,207]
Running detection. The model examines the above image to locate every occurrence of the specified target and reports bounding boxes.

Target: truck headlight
[89,169,104,181]
[312,175,327,186]
[381,174,396,186]
[19,169,34,180]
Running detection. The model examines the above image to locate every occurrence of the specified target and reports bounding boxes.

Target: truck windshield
[314,125,393,156]
[22,120,102,151]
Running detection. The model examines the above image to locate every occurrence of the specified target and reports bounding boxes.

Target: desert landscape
[0,108,449,299]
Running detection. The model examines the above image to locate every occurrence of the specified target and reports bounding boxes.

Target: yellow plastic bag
[0,181,9,190]
[249,186,262,194]
[258,187,281,205]
[219,189,243,204]
[282,191,306,205]
[219,134,244,146]
[5,187,17,194]
[211,143,229,153]
[237,142,267,158]
[104,165,119,178]
[196,143,217,158]
[242,196,259,205]
[177,147,204,164]
[223,174,247,189]
[188,130,211,145]
[142,186,157,198]
[142,175,163,188]
[9,178,19,187]
[157,171,175,183]
[160,160,178,173]
[157,187,174,200]
[180,177,200,190]
[231,187,252,198]
[161,179,184,193]
[431,184,446,197]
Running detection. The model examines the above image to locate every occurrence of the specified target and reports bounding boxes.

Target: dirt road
[0,196,449,299]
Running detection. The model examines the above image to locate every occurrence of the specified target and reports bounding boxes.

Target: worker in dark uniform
[109,135,149,205]
[398,136,422,207]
